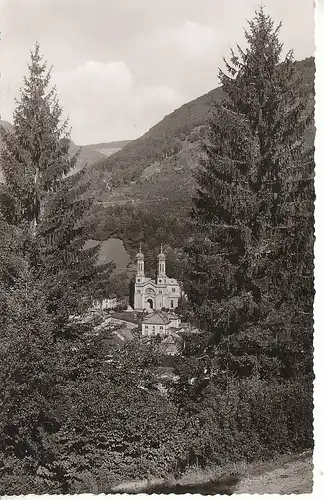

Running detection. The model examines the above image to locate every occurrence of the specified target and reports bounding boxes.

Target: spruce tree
[0,261,62,494]
[0,44,113,492]
[183,8,314,377]
[0,43,110,332]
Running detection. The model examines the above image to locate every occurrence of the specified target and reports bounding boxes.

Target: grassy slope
[84,238,130,271]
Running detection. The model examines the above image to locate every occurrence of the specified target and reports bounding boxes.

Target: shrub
[175,375,313,468]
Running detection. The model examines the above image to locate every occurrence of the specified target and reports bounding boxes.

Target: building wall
[142,323,167,336]
[133,252,181,311]
[168,316,180,328]
[93,297,118,310]
[134,281,181,311]
[103,298,118,309]
[134,288,144,310]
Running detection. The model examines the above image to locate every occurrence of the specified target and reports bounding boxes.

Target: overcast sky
[0,0,314,145]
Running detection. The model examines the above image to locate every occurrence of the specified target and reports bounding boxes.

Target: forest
[0,8,314,494]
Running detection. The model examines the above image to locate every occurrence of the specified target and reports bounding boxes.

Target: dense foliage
[182,9,314,379]
[84,56,314,285]
[0,10,314,495]
[0,43,111,327]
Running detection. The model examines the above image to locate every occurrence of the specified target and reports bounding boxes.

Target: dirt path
[235,452,313,494]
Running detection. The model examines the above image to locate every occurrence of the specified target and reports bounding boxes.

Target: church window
[137,278,141,282]
[159,279,162,283]
[137,290,141,293]
[160,326,163,330]
[171,300,174,308]
[159,291,162,294]
[172,288,176,292]
[145,325,148,329]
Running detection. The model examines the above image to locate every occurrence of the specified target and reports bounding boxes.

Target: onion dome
[136,243,144,260]
[158,244,166,260]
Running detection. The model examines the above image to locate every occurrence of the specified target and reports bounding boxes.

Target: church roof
[142,311,171,325]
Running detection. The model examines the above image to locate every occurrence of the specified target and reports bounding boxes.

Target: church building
[134,245,181,311]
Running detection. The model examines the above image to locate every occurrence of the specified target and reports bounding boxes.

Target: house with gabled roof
[141,311,171,337]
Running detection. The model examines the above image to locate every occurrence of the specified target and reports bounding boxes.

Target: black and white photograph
[0,0,317,495]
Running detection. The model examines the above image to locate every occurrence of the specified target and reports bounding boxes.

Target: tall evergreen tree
[0,44,113,492]
[183,9,314,377]
[0,264,61,495]
[0,43,110,331]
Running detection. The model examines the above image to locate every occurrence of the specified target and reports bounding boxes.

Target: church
[133,245,181,311]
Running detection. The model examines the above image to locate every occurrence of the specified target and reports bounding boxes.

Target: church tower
[133,243,181,312]
[136,243,145,281]
[157,244,166,281]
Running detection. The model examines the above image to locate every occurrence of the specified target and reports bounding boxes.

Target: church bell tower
[136,243,145,281]
[157,244,166,280]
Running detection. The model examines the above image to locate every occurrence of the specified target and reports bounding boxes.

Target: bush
[176,375,313,468]
[1,359,312,493]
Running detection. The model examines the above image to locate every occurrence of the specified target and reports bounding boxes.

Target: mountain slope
[0,121,117,181]
[86,140,132,157]
[89,85,224,192]
[69,141,107,173]
[88,57,314,207]
[84,56,315,272]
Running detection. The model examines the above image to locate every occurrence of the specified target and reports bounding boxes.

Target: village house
[92,294,119,311]
[141,310,191,356]
[142,311,171,337]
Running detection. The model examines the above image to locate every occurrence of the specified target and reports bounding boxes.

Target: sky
[0,0,314,145]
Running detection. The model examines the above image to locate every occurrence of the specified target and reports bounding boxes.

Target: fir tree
[0,43,73,228]
[0,43,110,331]
[183,8,314,377]
[0,44,115,492]
[0,263,62,494]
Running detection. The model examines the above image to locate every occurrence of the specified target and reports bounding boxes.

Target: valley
[82,56,315,273]
[0,57,314,276]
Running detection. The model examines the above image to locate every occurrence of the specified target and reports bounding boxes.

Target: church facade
[134,245,181,311]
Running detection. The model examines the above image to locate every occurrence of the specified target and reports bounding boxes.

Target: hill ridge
[87,56,314,203]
